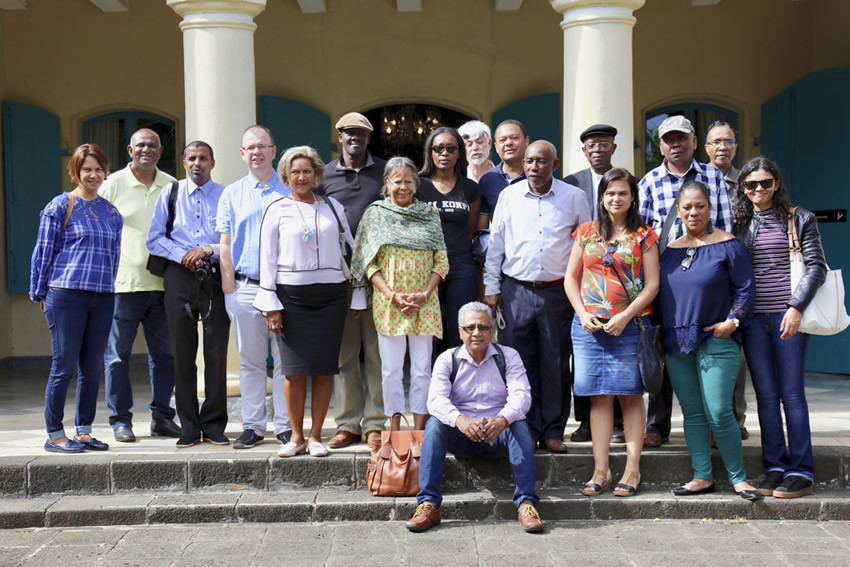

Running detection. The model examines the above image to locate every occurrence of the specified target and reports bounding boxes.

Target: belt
[506,275,564,289]
[235,272,260,285]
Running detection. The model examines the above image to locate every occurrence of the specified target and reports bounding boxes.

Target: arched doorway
[362,104,475,168]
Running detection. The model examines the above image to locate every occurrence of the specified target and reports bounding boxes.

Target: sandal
[614,470,640,497]
[581,469,612,496]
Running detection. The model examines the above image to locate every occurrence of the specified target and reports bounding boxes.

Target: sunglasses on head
[431,145,459,155]
[741,178,775,191]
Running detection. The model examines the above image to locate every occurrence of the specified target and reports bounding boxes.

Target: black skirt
[274,282,347,375]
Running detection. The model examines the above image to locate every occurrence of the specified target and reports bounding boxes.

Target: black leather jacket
[734,206,827,312]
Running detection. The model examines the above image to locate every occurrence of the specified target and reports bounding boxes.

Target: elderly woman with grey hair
[254,145,363,458]
[458,120,495,182]
[351,157,449,431]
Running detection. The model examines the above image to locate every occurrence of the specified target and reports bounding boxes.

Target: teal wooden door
[761,67,850,374]
[3,102,62,294]
[257,96,335,168]
[493,93,562,177]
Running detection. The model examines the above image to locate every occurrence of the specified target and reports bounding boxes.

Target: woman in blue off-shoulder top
[657,180,761,501]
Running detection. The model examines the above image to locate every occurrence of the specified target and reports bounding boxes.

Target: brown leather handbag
[366,413,423,497]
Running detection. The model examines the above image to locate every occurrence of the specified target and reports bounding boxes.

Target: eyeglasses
[707,139,737,147]
[681,247,696,270]
[431,145,459,155]
[241,144,271,153]
[602,242,619,268]
[741,179,776,191]
[460,324,492,333]
[583,141,613,151]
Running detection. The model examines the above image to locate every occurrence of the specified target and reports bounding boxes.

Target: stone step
[3,446,848,497]
[2,488,848,530]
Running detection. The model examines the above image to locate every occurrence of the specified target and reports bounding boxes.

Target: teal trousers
[666,337,747,484]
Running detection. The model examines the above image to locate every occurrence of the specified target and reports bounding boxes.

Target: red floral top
[573,221,658,319]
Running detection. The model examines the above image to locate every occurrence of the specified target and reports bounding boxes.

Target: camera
[194,257,216,281]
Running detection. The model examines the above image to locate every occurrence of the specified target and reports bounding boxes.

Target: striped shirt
[29,193,123,302]
[751,209,792,312]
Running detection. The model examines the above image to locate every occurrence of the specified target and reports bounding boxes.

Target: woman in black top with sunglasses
[418,127,482,351]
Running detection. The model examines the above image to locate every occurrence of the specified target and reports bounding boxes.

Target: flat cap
[579,124,617,142]
[335,112,373,133]
[657,115,694,137]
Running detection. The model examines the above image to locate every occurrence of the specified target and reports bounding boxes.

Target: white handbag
[788,208,850,336]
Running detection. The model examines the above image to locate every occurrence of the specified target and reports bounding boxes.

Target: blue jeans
[417,416,538,508]
[742,313,814,481]
[104,291,176,428]
[43,288,115,439]
[437,252,480,350]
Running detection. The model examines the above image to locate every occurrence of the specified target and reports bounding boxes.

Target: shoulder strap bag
[146,181,179,277]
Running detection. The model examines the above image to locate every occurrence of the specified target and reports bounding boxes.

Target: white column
[168,0,266,186]
[550,0,644,174]
[168,0,267,397]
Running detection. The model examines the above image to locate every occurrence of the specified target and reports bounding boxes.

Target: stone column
[168,0,267,396]
[550,0,644,174]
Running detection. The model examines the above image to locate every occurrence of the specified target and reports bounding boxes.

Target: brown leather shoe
[365,430,382,452]
[518,501,544,533]
[643,432,668,448]
[405,502,441,532]
[541,438,568,453]
[328,430,360,448]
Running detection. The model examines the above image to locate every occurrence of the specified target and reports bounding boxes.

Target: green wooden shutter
[3,101,62,294]
[492,93,562,177]
[257,96,335,168]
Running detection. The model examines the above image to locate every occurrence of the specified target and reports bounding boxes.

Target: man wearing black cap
[564,124,618,220]
[563,124,625,444]
[315,112,387,450]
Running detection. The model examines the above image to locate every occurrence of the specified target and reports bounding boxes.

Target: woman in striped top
[733,156,827,499]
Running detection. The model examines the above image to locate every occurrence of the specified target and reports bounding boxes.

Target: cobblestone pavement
[1,519,849,566]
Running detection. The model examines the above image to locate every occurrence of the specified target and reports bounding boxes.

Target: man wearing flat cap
[563,124,625,445]
[638,114,731,449]
[315,112,387,450]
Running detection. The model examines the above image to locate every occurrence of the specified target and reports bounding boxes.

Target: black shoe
[773,475,813,499]
[758,470,784,496]
[276,430,292,444]
[736,489,762,501]
[611,427,626,443]
[569,423,591,443]
[151,418,182,438]
[233,430,264,449]
[739,424,750,440]
[203,432,230,446]
[176,435,200,449]
[113,425,136,443]
[672,483,716,496]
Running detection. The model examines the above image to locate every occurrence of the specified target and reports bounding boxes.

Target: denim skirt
[571,314,646,396]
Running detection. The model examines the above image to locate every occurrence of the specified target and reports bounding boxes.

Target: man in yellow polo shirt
[99,128,181,442]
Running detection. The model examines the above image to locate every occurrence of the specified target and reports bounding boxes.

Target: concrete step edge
[1,488,847,529]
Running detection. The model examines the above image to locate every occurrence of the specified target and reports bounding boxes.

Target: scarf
[351,198,446,280]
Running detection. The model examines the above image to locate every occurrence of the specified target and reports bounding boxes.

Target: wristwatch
[202,244,213,256]
[729,317,740,328]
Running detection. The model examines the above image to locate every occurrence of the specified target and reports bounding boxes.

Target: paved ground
[2,365,849,456]
[2,519,849,566]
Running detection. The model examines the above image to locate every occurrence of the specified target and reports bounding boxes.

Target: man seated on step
[405,301,543,534]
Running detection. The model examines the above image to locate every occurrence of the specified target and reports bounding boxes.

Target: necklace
[683,228,710,247]
[289,193,321,250]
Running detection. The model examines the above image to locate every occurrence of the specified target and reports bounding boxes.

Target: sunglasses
[431,145,460,155]
[681,247,696,270]
[460,324,492,333]
[741,179,775,191]
[602,242,619,268]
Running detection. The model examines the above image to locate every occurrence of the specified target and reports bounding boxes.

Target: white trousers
[224,280,290,436]
[376,334,433,416]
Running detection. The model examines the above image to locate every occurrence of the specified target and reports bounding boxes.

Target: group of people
[30,110,827,534]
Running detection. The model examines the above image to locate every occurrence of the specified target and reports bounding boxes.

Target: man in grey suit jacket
[562,123,624,443]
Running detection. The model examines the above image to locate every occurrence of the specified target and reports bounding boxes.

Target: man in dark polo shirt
[315,112,387,450]
[478,119,529,225]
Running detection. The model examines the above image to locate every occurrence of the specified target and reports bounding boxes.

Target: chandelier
[379,105,443,156]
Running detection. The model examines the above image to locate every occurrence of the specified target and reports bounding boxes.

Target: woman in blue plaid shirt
[29,144,123,453]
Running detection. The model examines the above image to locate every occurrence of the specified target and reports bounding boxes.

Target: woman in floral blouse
[351,157,449,430]
[564,168,659,497]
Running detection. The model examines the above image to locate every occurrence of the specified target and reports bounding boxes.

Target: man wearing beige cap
[638,115,731,449]
[315,112,387,450]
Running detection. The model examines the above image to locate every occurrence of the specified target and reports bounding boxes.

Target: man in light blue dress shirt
[217,125,292,450]
[484,141,591,453]
[147,141,229,448]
